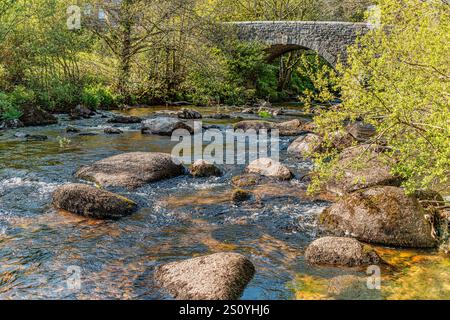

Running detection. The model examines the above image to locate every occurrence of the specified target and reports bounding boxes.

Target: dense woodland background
[0,0,371,114]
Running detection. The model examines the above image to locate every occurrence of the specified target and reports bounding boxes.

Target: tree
[308,0,450,194]
[86,0,185,100]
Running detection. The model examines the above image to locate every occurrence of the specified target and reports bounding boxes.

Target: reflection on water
[0,105,448,300]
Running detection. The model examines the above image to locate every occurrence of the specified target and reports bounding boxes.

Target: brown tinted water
[0,105,448,299]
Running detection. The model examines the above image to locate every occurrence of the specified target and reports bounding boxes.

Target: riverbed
[0,105,448,299]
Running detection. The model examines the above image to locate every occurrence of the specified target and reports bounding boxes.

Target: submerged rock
[189,160,222,177]
[66,126,81,133]
[104,127,123,134]
[328,275,380,300]
[154,252,255,300]
[26,135,48,141]
[20,105,58,126]
[52,184,137,219]
[231,173,262,188]
[75,152,184,189]
[287,133,323,158]
[326,144,399,195]
[231,189,252,203]
[107,115,142,124]
[319,186,438,248]
[305,237,382,267]
[246,158,293,180]
[141,117,194,135]
[78,132,98,136]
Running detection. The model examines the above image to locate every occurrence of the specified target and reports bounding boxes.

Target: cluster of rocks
[278,116,449,282]
[50,151,255,300]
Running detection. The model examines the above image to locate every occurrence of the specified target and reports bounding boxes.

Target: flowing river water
[0,105,448,300]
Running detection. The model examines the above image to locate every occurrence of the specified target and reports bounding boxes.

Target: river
[0,105,448,299]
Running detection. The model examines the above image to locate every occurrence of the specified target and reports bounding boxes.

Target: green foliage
[307,0,450,194]
[9,85,35,106]
[0,92,22,120]
[81,84,119,110]
[186,40,280,105]
[258,110,273,119]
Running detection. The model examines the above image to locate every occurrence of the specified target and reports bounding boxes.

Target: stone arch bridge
[233,21,371,66]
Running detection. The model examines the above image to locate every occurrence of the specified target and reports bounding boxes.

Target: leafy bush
[258,110,272,119]
[81,84,119,110]
[9,86,35,106]
[307,0,450,194]
[0,92,22,120]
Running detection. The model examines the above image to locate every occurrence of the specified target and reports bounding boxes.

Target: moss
[231,189,252,202]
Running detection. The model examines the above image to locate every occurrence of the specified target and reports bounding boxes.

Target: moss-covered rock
[52,183,137,219]
[231,189,252,202]
[305,236,382,267]
[231,173,262,188]
[319,186,438,248]
[189,160,222,177]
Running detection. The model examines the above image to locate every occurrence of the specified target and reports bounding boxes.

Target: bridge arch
[233,21,370,66]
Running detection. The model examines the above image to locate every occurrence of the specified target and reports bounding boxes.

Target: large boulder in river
[19,105,58,126]
[52,184,137,219]
[141,117,194,135]
[189,160,222,177]
[319,186,438,248]
[75,152,184,189]
[154,252,255,300]
[287,133,323,158]
[326,144,399,195]
[305,237,382,267]
[246,158,293,180]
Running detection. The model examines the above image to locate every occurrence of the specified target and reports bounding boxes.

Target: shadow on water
[0,105,448,300]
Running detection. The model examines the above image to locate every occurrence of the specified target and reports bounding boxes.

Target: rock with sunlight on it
[75,152,185,189]
[246,158,293,180]
[154,252,255,300]
[189,159,222,177]
[305,237,382,267]
[52,184,137,220]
